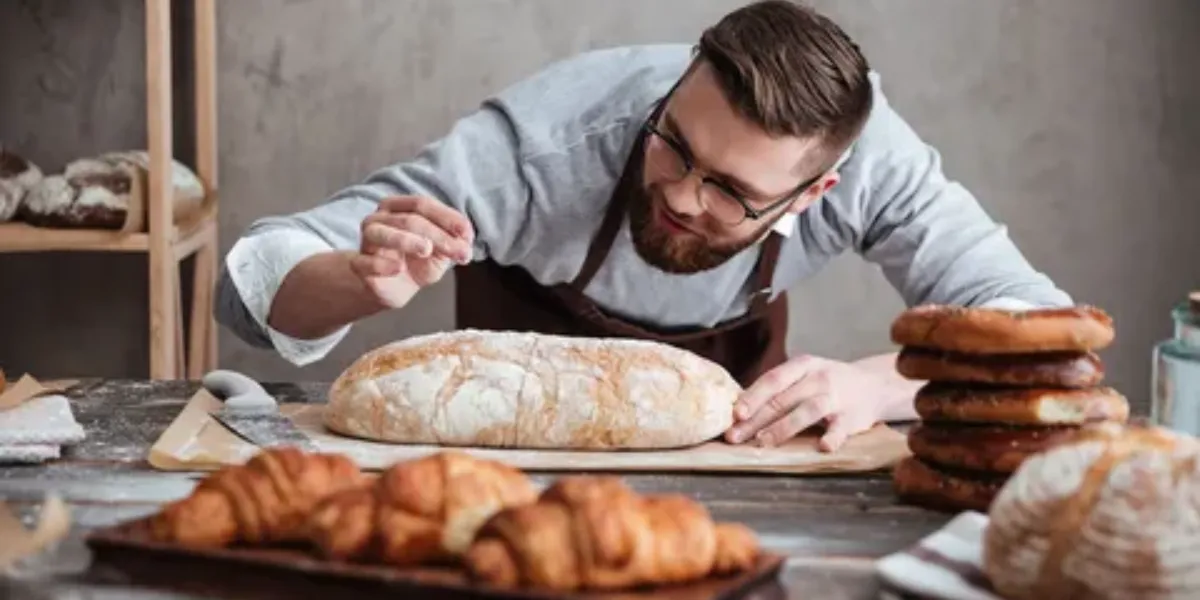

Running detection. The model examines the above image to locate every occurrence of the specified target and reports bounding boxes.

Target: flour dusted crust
[0,147,43,222]
[324,329,742,450]
[914,383,1129,426]
[982,422,1200,599]
[22,151,205,230]
[891,305,1115,354]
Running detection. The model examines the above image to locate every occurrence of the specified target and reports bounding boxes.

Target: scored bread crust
[982,422,1200,600]
[891,456,1007,513]
[324,330,741,450]
[891,305,1115,354]
[914,383,1129,426]
[896,347,1104,388]
[907,423,1082,474]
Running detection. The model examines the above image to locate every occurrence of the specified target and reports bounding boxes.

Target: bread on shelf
[0,147,44,222]
[20,151,207,232]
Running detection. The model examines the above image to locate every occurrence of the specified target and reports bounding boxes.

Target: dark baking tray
[85,518,786,600]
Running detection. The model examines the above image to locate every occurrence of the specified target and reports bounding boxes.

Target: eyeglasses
[643,119,822,227]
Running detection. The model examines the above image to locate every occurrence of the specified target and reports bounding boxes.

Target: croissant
[463,475,760,591]
[307,450,538,566]
[148,447,365,548]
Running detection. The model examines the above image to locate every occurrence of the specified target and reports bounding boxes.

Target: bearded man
[216,1,1072,451]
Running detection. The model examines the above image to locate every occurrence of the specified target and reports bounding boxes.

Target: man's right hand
[351,196,476,307]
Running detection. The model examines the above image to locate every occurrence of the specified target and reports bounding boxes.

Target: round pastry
[891,304,1114,354]
[914,383,1129,426]
[891,456,1008,513]
[907,423,1082,474]
[982,422,1200,600]
[896,347,1104,388]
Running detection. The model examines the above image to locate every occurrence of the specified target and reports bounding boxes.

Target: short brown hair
[696,0,873,170]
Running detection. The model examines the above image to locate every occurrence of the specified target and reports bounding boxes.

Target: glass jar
[1150,293,1200,434]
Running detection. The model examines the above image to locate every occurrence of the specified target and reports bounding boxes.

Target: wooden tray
[85,518,787,600]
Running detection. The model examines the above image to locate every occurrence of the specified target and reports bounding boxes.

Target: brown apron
[453,136,789,388]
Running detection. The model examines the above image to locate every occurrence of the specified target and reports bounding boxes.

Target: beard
[627,180,776,274]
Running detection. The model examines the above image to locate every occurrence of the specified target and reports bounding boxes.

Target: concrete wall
[1,0,1197,415]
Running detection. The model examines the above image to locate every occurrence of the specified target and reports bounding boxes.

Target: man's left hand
[724,355,891,452]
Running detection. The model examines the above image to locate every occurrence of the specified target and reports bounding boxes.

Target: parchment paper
[148,390,910,474]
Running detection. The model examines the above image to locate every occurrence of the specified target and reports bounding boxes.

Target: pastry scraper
[202,369,318,452]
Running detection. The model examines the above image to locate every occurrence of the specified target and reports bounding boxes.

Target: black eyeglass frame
[640,96,824,224]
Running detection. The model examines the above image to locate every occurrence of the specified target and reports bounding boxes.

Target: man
[216,1,1072,452]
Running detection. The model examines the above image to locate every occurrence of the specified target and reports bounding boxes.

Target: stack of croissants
[146,448,761,592]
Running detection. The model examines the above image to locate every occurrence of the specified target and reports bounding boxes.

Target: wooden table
[0,379,950,600]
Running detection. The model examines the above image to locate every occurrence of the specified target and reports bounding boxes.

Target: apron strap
[750,232,783,313]
[568,186,631,292]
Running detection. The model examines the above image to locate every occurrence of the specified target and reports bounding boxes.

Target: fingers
[733,355,819,421]
[362,210,472,264]
[818,412,877,453]
[725,370,825,444]
[379,195,475,242]
[349,251,402,279]
[756,391,832,448]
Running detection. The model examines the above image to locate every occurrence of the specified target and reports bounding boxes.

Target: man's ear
[786,171,840,215]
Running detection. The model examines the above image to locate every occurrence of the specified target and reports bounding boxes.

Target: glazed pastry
[890,305,1114,354]
[148,447,364,548]
[891,456,1008,513]
[907,422,1083,474]
[896,347,1104,388]
[307,451,538,566]
[463,475,760,591]
[914,383,1128,426]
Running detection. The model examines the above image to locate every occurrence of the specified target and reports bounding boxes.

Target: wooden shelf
[2,0,221,381]
[0,193,218,255]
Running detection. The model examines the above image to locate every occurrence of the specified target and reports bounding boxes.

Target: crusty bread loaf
[0,147,43,222]
[982,422,1200,600]
[891,305,1114,354]
[21,151,205,231]
[324,330,741,450]
[914,383,1129,426]
[896,347,1104,388]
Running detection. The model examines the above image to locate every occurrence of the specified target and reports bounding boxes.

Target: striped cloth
[875,511,1004,600]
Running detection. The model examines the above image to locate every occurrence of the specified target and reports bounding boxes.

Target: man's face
[629,61,837,274]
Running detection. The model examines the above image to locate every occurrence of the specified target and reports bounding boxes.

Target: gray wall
[1,0,1197,416]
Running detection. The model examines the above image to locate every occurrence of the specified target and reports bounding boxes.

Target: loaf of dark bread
[21,151,205,231]
[0,147,44,222]
[890,305,1114,354]
[896,347,1105,388]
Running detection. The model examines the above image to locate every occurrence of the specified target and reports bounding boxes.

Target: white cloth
[0,394,85,464]
[875,511,1003,600]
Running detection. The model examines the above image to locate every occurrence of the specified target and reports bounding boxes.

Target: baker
[215,1,1073,452]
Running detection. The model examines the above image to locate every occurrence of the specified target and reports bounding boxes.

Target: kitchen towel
[0,376,86,464]
[875,511,1003,600]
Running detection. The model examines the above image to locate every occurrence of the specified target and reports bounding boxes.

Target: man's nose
[660,174,705,217]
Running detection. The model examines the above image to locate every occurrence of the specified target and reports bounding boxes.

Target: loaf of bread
[324,330,741,450]
[896,347,1105,388]
[0,147,43,222]
[21,151,205,231]
[907,423,1082,473]
[982,422,1200,599]
[891,305,1115,354]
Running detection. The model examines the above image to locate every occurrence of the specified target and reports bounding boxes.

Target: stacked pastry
[887,305,1130,513]
[146,447,762,593]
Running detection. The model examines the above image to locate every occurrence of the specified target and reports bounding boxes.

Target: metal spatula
[201,369,317,452]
